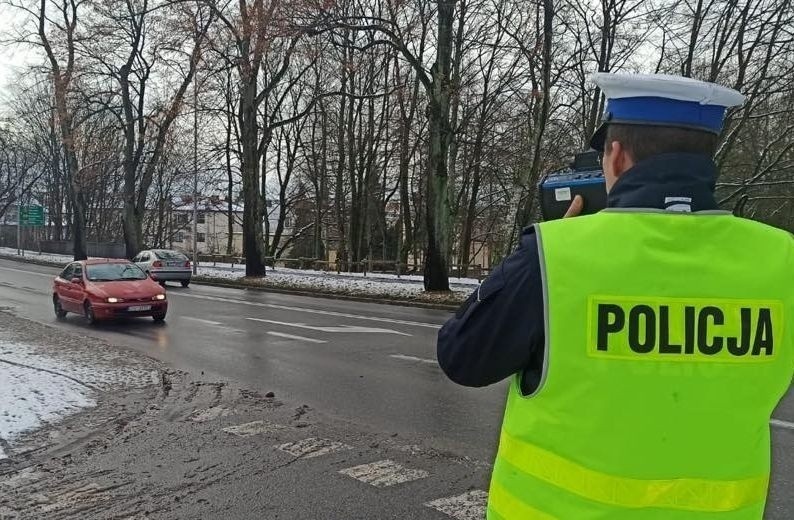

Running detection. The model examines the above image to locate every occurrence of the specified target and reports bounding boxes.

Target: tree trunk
[225,82,235,255]
[121,73,140,258]
[239,74,267,275]
[49,105,64,240]
[316,103,328,259]
[334,44,349,270]
[346,78,359,267]
[459,126,484,277]
[423,0,456,291]
[397,72,418,265]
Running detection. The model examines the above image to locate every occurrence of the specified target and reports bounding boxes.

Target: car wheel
[180,280,190,288]
[53,296,67,319]
[152,312,166,322]
[84,301,97,325]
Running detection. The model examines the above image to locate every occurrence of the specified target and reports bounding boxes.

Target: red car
[52,259,168,324]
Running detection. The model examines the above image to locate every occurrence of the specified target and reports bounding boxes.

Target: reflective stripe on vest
[487,211,794,520]
[495,429,768,511]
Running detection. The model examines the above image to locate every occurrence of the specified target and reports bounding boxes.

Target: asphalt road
[2,257,793,518]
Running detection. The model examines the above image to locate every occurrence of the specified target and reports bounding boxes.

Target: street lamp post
[16,183,21,256]
[192,73,199,275]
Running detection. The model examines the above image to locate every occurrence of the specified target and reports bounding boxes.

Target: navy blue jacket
[437,153,720,394]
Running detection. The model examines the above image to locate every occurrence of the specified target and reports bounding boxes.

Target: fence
[197,254,490,281]
[39,240,126,258]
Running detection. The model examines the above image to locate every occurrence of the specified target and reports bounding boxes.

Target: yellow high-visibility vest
[488,210,794,519]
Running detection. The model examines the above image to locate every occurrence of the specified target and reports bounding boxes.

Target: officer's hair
[605,124,720,163]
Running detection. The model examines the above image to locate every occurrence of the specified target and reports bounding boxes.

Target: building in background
[165,196,294,256]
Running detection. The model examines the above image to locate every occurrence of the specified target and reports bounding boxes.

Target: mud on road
[0,313,489,520]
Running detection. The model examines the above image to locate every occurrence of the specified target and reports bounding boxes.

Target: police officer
[437,72,794,519]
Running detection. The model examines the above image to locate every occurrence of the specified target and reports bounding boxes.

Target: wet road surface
[1,258,792,518]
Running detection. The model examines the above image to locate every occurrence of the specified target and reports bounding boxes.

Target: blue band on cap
[605,96,726,133]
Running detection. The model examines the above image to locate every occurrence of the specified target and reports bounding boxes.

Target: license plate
[167,261,182,267]
[128,305,151,312]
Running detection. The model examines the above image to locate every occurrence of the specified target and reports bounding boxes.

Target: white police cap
[589,72,745,151]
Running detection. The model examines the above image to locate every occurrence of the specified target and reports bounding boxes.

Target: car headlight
[153,294,166,301]
[107,297,123,303]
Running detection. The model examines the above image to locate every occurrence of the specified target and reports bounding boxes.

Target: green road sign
[19,205,44,226]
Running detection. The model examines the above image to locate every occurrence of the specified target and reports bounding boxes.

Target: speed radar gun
[539,150,606,220]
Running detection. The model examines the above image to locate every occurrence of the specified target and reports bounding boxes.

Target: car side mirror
[71,277,83,285]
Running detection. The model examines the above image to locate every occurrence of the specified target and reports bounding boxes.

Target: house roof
[174,201,244,213]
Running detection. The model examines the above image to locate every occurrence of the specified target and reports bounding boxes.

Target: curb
[0,253,65,269]
[0,254,462,312]
[192,277,462,311]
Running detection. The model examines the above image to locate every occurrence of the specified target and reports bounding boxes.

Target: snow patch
[0,354,95,458]
[0,338,157,460]
[0,247,74,266]
[199,267,475,299]
[0,342,158,392]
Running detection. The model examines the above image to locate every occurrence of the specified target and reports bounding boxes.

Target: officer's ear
[603,140,635,192]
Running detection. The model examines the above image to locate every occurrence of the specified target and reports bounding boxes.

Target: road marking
[176,292,443,329]
[223,421,286,437]
[0,265,53,278]
[190,407,233,423]
[771,419,794,430]
[426,490,489,520]
[182,317,224,326]
[248,318,411,336]
[181,316,243,334]
[276,437,352,459]
[267,331,327,344]
[390,354,438,365]
[340,459,429,487]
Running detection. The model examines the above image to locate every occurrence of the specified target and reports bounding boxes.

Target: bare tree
[11,0,90,259]
[82,0,215,258]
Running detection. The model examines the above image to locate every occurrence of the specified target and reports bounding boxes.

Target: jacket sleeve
[436,227,545,389]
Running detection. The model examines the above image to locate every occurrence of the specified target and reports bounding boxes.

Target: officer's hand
[563,195,584,218]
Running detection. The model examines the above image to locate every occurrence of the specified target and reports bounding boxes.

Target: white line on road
[182,316,223,326]
[0,266,53,278]
[176,293,443,330]
[190,407,234,423]
[771,419,794,430]
[180,316,244,334]
[339,459,429,487]
[248,318,411,336]
[223,421,286,437]
[276,438,352,459]
[267,331,327,344]
[390,354,438,365]
[425,490,489,520]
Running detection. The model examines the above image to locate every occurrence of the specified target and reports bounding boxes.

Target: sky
[0,7,40,95]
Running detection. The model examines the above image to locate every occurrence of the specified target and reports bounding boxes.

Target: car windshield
[154,250,188,261]
[86,263,147,281]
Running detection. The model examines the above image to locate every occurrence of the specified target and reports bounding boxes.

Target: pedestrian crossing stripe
[425,490,488,520]
[223,421,285,437]
[276,437,353,459]
[339,459,429,487]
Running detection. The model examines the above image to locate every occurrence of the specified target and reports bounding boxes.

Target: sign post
[18,205,44,256]
[16,203,21,256]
